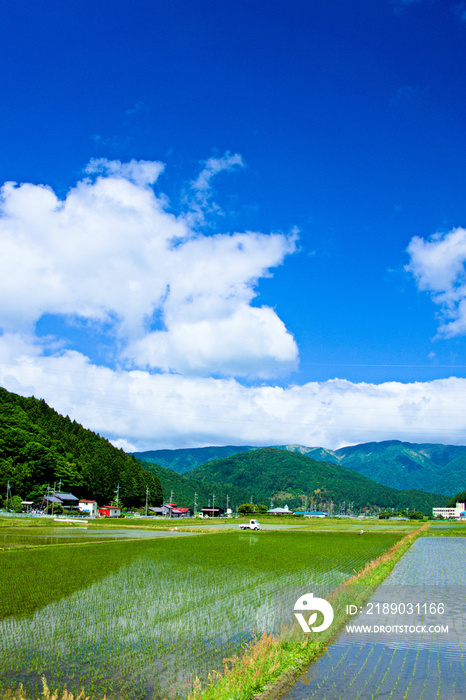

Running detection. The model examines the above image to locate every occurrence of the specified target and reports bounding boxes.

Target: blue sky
[2,0,466,450]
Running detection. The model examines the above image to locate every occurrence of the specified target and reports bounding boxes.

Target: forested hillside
[138,460,253,512]
[135,440,465,496]
[187,448,448,513]
[134,445,256,474]
[282,440,466,495]
[0,387,162,507]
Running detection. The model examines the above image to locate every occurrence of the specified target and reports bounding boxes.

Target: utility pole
[270,497,274,510]
[212,493,215,518]
[226,495,230,514]
[5,482,11,512]
[194,491,198,517]
[145,487,150,517]
[52,482,56,517]
[115,484,120,507]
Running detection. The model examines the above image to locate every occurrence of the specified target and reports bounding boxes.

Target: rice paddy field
[283,535,466,700]
[0,525,405,700]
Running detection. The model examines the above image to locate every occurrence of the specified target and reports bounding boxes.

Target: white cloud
[127,304,297,377]
[191,152,244,192]
[84,158,164,186]
[406,227,466,337]
[1,343,466,450]
[183,152,245,226]
[0,157,297,377]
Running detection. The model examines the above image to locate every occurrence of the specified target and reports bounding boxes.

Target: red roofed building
[98,506,121,518]
[172,507,192,518]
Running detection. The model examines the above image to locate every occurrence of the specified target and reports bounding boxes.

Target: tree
[446,491,466,508]
[408,511,424,520]
[238,503,254,515]
[10,495,23,513]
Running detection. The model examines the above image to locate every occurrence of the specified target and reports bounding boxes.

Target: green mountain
[281,440,466,495]
[138,460,254,512]
[0,387,163,508]
[186,448,448,514]
[134,440,466,496]
[134,445,256,474]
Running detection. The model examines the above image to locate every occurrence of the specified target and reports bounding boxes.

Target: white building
[433,502,465,519]
[78,500,98,517]
[267,505,291,515]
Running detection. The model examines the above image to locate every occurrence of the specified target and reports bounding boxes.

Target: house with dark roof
[200,506,224,518]
[54,492,79,507]
[37,492,79,510]
[148,504,192,518]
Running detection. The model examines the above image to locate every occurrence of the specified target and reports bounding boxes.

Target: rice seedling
[0,531,402,699]
[281,536,466,700]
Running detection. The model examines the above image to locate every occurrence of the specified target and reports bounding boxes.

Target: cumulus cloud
[84,158,164,185]
[0,157,297,377]
[406,227,466,337]
[127,304,297,378]
[1,343,465,450]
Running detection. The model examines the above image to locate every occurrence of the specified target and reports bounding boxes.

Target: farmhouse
[163,502,178,516]
[148,506,166,516]
[172,507,192,518]
[98,506,121,517]
[433,502,465,519]
[267,505,291,515]
[78,500,98,517]
[38,492,79,510]
[148,504,192,517]
[200,506,224,517]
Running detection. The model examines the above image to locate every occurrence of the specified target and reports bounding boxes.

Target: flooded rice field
[0,531,402,699]
[283,537,466,700]
[0,527,198,548]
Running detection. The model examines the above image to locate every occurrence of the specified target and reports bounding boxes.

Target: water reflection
[284,537,466,700]
[0,528,198,547]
